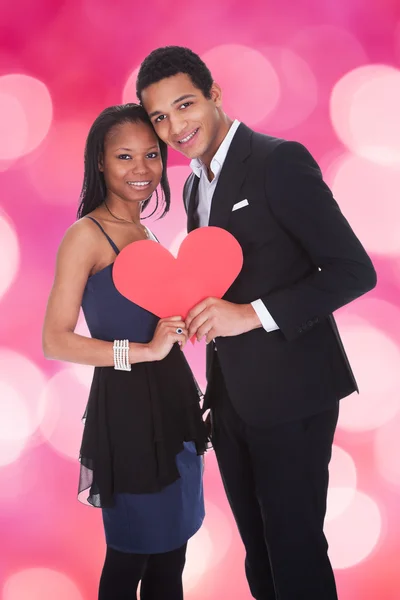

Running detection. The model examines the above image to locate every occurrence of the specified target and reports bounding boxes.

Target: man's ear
[210,82,222,108]
[98,153,104,172]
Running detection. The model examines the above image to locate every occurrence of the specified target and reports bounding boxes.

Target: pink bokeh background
[1,1,400,598]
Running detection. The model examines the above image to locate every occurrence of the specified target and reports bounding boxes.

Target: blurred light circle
[184,526,214,591]
[150,165,190,248]
[0,74,53,158]
[28,120,87,206]
[330,65,400,166]
[169,228,187,258]
[0,382,30,441]
[0,158,17,172]
[122,66,140,104]
[337,298,400,347]
[201,45,280,126]
[374,410,400,488]
[40,369,89,460]
[331,153,400,254]
[203,500,233,565]
[262,47,318,131]
[0,212,20,300]
[325,490,381,569]
[70,313,94,388]
[0,92,28,160]
[0,349,47,440]
[3,568,84,600]
[326,445,357,522]
[0,445,40,499]
[337,324,400,432]
[290,25,367,101]
[0,438,27,468]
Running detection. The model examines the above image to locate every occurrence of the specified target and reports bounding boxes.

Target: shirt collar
[190,119,241,179]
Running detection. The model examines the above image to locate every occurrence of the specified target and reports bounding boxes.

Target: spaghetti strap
[86,217,120,255]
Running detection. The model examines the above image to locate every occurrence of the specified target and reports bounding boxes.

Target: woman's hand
[147,316,188,361]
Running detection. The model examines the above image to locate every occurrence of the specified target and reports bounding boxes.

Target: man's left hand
[186,297,262,343]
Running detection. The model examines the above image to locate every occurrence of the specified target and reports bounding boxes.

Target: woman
[42,103,208,600]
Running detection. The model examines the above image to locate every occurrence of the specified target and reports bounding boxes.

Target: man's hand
[186,297,262,343]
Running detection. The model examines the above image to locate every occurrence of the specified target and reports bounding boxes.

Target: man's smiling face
[141,73,227,166]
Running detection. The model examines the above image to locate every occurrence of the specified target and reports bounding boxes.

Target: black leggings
[98,543,187,600]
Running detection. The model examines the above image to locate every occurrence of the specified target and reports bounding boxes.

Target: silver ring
[176,327,183,335]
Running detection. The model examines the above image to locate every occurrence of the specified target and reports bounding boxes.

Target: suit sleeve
[261,141,377,342]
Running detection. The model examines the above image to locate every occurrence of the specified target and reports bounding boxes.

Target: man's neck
[200,114,233,176]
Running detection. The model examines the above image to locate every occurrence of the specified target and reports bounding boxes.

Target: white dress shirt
[190,120,279,333]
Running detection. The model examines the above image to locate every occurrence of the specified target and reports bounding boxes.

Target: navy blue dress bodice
[82,262,159,343]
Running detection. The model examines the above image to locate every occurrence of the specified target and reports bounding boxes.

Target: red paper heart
[112,227,243,319]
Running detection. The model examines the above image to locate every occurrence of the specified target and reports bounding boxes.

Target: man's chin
[173,139,203,160]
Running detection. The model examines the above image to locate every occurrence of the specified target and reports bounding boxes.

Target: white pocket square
[232,199,249,211]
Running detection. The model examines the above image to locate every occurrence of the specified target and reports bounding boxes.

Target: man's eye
[180,102,192,109]
[155,115,166,124]
[118,154,131,160]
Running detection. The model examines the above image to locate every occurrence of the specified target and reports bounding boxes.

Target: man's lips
[176,128,199,145]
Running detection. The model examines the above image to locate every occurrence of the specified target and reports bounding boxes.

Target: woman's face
[99,120,163,205]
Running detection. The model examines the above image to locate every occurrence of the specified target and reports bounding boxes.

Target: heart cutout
[112,227,243,319]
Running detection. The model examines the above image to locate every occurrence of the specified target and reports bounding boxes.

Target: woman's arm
[42,219,154,366]
[43,219,188,366]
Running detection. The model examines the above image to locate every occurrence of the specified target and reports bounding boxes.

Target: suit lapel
[208,124,252,230]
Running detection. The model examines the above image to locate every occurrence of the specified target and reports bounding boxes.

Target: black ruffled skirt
[79,344,209,508]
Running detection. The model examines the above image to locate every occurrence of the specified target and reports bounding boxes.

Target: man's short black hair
[136,46,213,102]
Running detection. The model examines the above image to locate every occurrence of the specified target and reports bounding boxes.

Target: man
[136,46,377,600]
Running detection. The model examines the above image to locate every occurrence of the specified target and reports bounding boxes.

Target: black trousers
[98,543,187,600]
[209,356,339,600]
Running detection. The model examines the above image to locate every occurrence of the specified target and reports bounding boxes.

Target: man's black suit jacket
[183,124,377,427]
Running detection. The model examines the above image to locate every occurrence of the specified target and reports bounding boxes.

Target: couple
[43,46,377,600]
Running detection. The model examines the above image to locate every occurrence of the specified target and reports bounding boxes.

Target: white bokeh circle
[0,92,28,160]
[201,44,280,126]
[184,526,214,591]
[330,65,400,166]
[325,490,381,569]
[261,47,318,131]
[290,25,368,101]
[0,212,20,301]
[0,74,53,159]
[0,381,30,441]
[326,445,357,522]
[40,369,89,460]
[28,120,87,206]
[0,438,27,468]
[183,500,234,590]
[331,153,400,254]
[0,349,47,444]
[149,165,190,248]
[374,410,400,488]
[336,323,400,432]
[3,568,84,600]
[169,228,187,258]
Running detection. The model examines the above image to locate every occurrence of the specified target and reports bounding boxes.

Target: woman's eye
[155,115,166,124]
[118,154,131,160]
[146,152,159,159]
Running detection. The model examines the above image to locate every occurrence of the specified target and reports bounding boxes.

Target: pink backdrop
[1,1,400,598]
